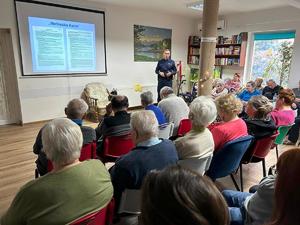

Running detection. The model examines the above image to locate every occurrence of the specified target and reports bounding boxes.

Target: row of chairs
[206,123,294,192]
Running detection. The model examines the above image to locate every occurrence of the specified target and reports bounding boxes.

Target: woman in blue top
[140,91,166,125]
[238,81,261,102]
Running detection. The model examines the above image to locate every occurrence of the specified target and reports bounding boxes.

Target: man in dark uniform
[155,49,177,102]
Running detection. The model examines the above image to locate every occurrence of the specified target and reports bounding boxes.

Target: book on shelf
[188,56,200,65]
[217,32,247,45]
[189,47,200,55]
[215,46,241,55]
[215,58,240,66]
[189,36,201,46]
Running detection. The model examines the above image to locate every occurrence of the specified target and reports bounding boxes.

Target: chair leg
[230,174,240,191]
[239,165,243,192]
[276,145,279,160]
[35,169,39,179]
[262,159,266,177]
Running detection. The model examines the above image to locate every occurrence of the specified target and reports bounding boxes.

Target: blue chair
[206,135,254,191]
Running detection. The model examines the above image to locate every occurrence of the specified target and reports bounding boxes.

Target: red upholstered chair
[177,119,192,136]
[46,142,97,173]
[100,134,134,163]
[240,134,278,190]
[71,199,115,225]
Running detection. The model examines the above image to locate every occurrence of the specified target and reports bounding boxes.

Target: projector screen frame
[14,0,107,77]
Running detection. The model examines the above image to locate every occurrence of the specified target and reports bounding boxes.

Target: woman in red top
[209,94,248,151]
[271,88,295,127]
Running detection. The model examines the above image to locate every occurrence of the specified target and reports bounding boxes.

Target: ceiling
[85,0,300,18]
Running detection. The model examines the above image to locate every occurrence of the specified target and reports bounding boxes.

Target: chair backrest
[118,189,141,214]
[158,123,174,139]
[242,134,278,163]
[177,119,192,136]
[252,134,278,159]
[103,134,134,158]
[71,199,115,225]
[178,154,212,175]
[47,142,96,172]
[80,142,97,161]
[274,124,294,145]
[206,135,254,180]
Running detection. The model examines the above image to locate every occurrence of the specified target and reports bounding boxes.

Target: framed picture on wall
[134,25,172,62]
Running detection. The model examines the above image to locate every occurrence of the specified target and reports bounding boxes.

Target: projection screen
[15,0,106,76]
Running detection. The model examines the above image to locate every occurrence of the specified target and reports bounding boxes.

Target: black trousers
[157,78,172,102]
[288,117,300,143]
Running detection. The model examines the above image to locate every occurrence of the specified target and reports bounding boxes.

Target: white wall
[0,0,194,123]
[209,6,300,87]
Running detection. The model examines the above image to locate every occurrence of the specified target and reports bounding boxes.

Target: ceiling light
[187,1,204,11]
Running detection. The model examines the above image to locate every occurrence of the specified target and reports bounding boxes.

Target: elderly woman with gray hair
[175,96,217,160]
[140,91,166,125]
[33,98,96,176]
[211,79,228,99]
[2,118,113,225]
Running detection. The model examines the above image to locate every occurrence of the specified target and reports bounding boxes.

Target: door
[0,29,21,125]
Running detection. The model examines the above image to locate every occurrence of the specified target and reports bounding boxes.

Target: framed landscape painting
[134,25,172,62]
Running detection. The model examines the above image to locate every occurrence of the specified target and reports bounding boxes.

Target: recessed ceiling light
[186,1,204,11]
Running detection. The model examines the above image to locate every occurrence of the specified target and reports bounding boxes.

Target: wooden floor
[0,120,295,216]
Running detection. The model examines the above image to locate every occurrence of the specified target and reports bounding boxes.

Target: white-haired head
[42,118,83,167]
[65,98,88,119]
[160,86,174,100]
[140,91,154,106]
[189,96,217,129]
[130,110,159,144]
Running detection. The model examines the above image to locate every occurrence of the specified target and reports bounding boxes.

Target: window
[250,31,295,87]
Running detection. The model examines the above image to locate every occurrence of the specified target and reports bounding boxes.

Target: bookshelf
[187,36,201,65]
[187,32,248,78]
[215,32,248,66]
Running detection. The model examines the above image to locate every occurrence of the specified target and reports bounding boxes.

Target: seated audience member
[175,96,217,160]
[238,81,260,102]
[211,79,229,99]
[292,80,300,102]
[140,91,166,125]
[140,165,229,225]
[209,94,248,151]
[270,88,295,127]
[245,95,277,139]
[109,110,178,209]
[158,86,189,135]
[33,98,96,176]
[262,79,282,100]
[286,83,300,144]
[254,77,264,93]
[1,118,113,225]
[225,73,241,92]
[95,95,131,154]
[222,174,276,225]
[268,148,300,225]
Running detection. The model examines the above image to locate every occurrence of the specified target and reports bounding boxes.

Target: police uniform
[155,58,177,102]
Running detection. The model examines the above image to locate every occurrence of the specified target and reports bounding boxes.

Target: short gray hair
[189,96,217,129]
[160,86,174,99]
[42,118,83,166]
[215,79,224,86]
[140,91,154,105]
[131,110,159,138]
[66,98,88,119]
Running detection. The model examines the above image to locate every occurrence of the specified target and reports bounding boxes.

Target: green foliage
[134,25,145,49]
[134,54,155,61]
[262,40,294,87]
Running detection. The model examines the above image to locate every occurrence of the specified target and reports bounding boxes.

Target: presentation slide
[15,0,106,76]
[28,17,96,73]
